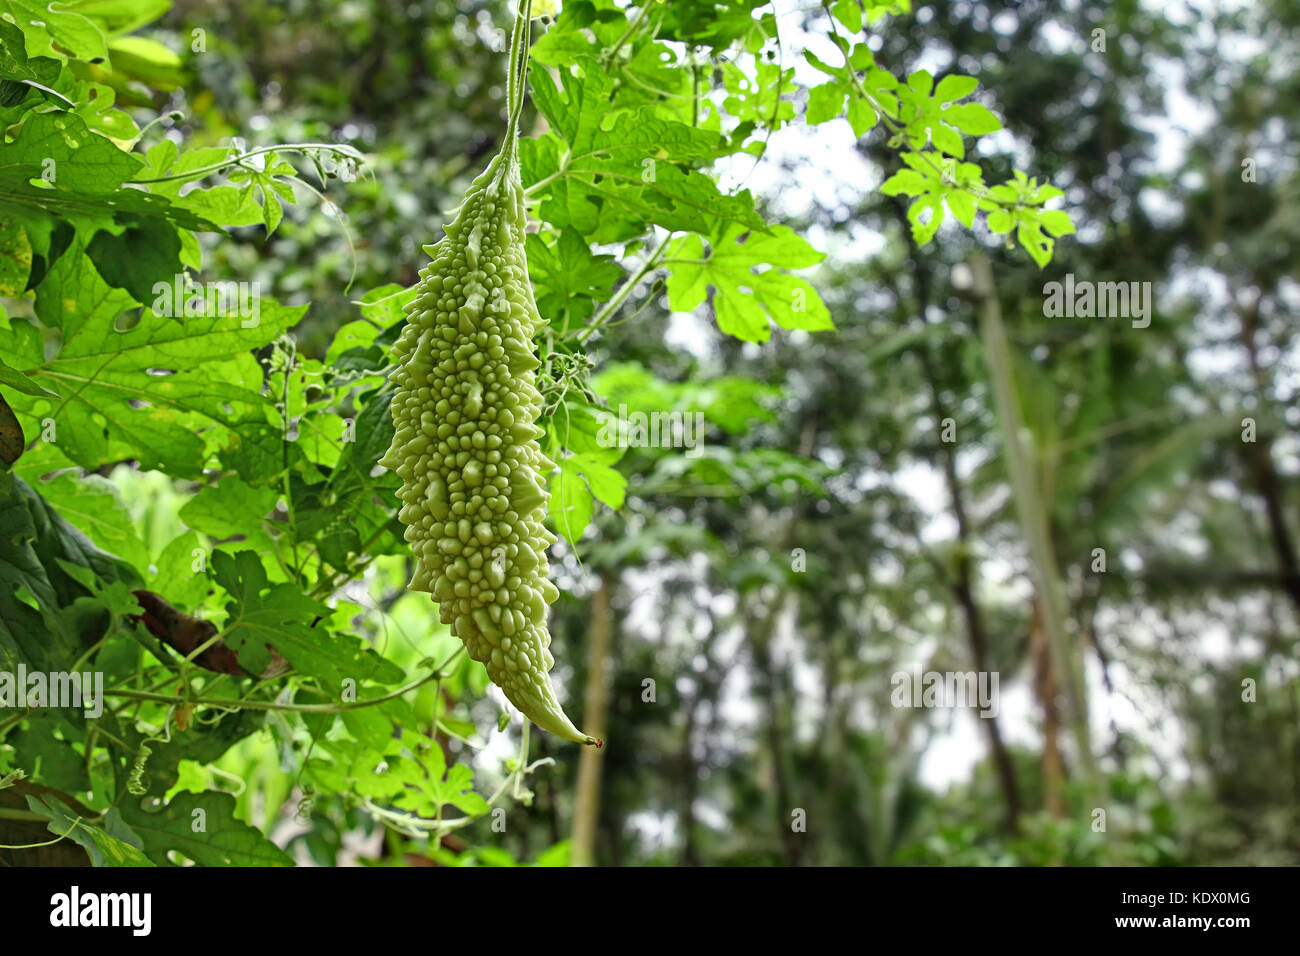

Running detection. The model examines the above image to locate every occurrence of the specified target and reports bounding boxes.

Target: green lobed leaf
[665,223,832,342]
[1,259,305,476]
[26,796,154,867]
[211,549,404,686]
[119,790,293,867]
[31,471,149,569]
[548,461,594,544]
[0,0,108,62]
[524,60,765,240]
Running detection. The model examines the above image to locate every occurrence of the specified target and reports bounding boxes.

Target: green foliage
[0,0,1080,867]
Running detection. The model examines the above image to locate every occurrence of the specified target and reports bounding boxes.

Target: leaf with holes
[118,791,292,867]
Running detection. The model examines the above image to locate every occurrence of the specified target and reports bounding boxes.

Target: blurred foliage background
[7,0,1296,866]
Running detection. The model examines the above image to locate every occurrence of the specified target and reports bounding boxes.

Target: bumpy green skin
[378,143,597,746]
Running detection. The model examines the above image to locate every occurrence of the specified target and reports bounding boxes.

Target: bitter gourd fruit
[378,2,599,746]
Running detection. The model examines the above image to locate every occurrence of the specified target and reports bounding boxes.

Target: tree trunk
[1030,597,1065,818]
[1236,295,1300,615]
[570,572,614,867]
[968,252,1102,808]
[749,598,802,865]
[679,692,701,866]
[914,305,1023,833]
